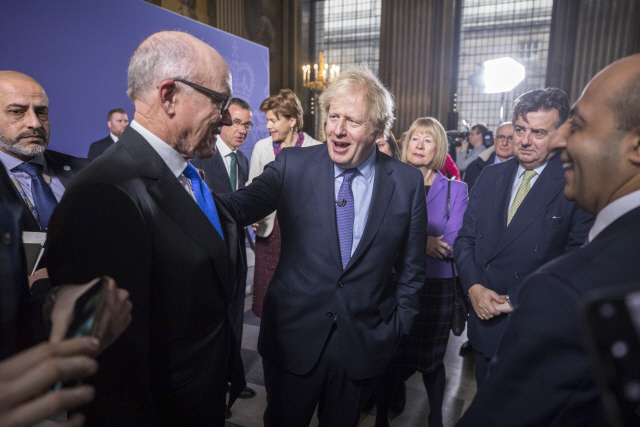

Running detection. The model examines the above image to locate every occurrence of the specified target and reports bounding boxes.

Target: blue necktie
[13,162,57,229]
[183,163,225,241]
[336,169,357,269]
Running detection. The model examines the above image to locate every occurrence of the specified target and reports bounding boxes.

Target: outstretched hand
[0,337,99,427]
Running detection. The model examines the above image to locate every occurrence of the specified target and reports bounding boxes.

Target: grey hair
[127,31,199,102]
[319,64,395,138]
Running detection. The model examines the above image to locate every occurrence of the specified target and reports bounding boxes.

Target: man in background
[455,122,488,175]
[0,71,88,232]
[458,53,640,427]
[454,88,594,389]
[87,108,129,160]
[463,122,513,191]
[191,97,256,401]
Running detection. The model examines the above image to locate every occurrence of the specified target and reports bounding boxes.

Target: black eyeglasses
[231,119,254,130]
[172,78,230,114]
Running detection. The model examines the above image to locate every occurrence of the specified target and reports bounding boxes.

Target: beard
[0,128,48,158]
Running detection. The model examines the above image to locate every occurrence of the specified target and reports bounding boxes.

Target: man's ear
[107,121,113,131]
[626,126,640,166]
[157,80,179,116]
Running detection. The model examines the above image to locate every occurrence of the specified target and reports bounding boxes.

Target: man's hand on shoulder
[468,284,504,320]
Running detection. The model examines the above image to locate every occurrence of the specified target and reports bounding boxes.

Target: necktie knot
[14,161,43,177]
[342,168,358,184]
[229,151,237,160]
[183,163,201,181]
[507,169,538,226]
[12,161,56,230]
[523,169,537,182]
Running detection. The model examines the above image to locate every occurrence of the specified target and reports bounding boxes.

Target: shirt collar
[110,132,119,143]
[516,159,548,178]
[216,138,234,157]
[333,145,377,182]
[0,149,45,170]
[588,189,640,242]
[130,120,187,178]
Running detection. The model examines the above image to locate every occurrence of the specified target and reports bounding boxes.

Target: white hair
[127,31,200,101]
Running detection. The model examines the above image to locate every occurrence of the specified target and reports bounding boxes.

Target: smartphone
[52,277,109,390]
[581,281,640,427]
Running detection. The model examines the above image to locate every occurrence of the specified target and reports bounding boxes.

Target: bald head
[127,31,230,103]
[126,31,233,160]
[0,71,50,161]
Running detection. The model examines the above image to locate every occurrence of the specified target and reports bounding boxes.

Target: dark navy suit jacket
[454,155,594,358]
[87,135,114,161]
[458,206,640,426]
[219,144,427,380]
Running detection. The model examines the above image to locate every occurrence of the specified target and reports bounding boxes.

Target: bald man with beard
[0,71,88,232]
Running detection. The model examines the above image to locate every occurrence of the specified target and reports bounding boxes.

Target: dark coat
[219,144,428,380]
[87,135,114,161]
[457,206,640,427]
[454,155,594,358]
[47,126,245,426]
[463,150,496,191]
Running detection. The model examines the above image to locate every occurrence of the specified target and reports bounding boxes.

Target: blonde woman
[376,117,468,427]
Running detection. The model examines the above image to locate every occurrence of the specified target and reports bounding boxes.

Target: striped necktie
[507,169,537,226]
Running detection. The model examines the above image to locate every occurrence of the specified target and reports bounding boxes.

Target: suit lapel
[489,159,518,246]
[210,151,232,193]
[311,148,343,269]
[347,151,395,271]
[427,172,446,206]
[122,128,233,300]
[44,150,74,188]
[489,156,565,260]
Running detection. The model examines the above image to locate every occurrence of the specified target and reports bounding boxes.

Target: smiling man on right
[457,54,640,426]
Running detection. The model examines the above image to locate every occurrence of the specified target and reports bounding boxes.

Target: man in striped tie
[454,88,594,389]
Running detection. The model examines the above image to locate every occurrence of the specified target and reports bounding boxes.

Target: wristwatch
[505,294,514,311]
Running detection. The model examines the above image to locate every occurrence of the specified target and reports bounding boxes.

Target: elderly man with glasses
[47,31,246,426]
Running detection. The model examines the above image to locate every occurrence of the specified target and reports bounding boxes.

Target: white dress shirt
[130,120,196,202]
[333,148,376,256]
[588,189,640,242]
[110,132,119,143]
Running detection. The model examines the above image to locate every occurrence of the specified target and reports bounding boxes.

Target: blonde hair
[319,64,394,138]
[401,117,448,170]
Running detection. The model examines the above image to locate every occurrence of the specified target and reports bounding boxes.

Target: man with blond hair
[48,31,245,426]
[219,66,427,427]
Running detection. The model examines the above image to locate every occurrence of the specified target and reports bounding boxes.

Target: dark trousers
[474,350,491,390]
[263,325,377,427]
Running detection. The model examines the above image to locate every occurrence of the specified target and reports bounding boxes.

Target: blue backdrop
[0,0,270,161]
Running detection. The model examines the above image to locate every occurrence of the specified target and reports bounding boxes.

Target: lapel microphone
[336,199,347,207]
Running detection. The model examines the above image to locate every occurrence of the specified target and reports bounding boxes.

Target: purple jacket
[426,171,468,278]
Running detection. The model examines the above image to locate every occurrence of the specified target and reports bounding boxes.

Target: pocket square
[552,215,562,219]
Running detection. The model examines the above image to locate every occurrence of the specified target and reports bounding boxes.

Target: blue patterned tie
[336,169,357,269]
[183,163,225,241]
[13,162,57,229]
